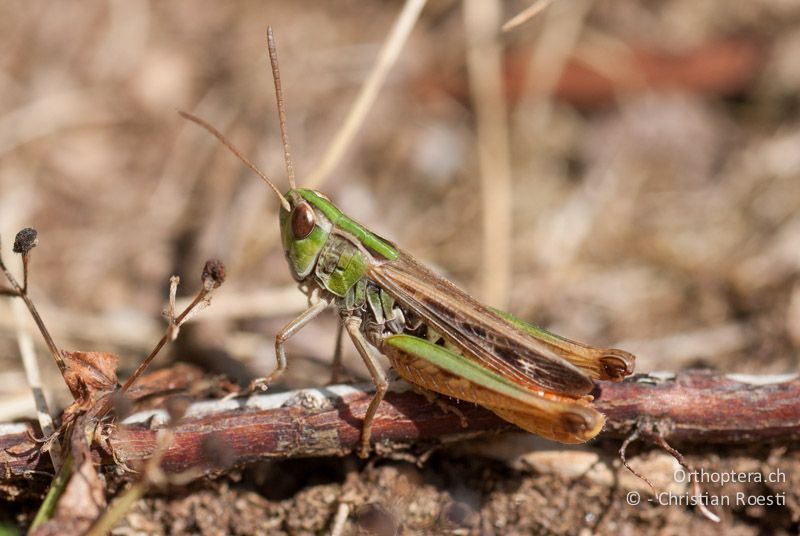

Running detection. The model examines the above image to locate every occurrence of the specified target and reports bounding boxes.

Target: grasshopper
[181,28,635,458]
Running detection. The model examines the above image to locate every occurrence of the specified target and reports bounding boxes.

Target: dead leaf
[62,351,119,406]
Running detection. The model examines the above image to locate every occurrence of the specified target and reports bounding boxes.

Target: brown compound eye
[291,202,315,240]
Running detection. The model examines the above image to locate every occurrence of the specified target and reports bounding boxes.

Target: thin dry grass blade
[304,0,428,189]
[463,0,513,308]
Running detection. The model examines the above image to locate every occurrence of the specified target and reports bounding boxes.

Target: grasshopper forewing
[180,28,636,457]
[370,253,635,443]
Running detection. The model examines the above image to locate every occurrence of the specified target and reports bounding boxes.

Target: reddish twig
[0,370,797,487]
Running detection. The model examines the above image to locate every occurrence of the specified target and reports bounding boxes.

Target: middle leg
[343,316,388,458]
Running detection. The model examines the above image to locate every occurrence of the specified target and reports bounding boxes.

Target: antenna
[267,26,297,190]
[178,110,291,212]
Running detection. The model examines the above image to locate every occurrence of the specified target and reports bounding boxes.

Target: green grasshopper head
[279,189,333,281]
[279,187,400,282]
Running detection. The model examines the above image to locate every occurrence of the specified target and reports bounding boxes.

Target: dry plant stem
[22,252,30,293]
[0,258,65,374]
[502,0,557,31]
[121,291,205,393]
[0,371,799,480]
[28,453,73,531]
[173,285,307,321]
[463,0,513,308]
[94,291,207,421]
[305,0,428,189]
[523,0,591,132]
[330,503,350,536]
[12,299,62,470]
[84,480,145,536]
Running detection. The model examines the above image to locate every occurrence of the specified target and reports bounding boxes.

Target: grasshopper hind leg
[488,404,604,444]
[383,334,606,443]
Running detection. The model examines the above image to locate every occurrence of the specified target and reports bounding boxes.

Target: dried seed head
[202,259,226,291]
[13,228,38,254]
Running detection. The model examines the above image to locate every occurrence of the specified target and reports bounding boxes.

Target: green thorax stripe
[295,188,399,260]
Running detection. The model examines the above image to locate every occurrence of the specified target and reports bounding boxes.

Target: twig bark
[0,370,797,487]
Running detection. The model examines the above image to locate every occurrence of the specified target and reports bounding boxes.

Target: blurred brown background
[1,0,799,419]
